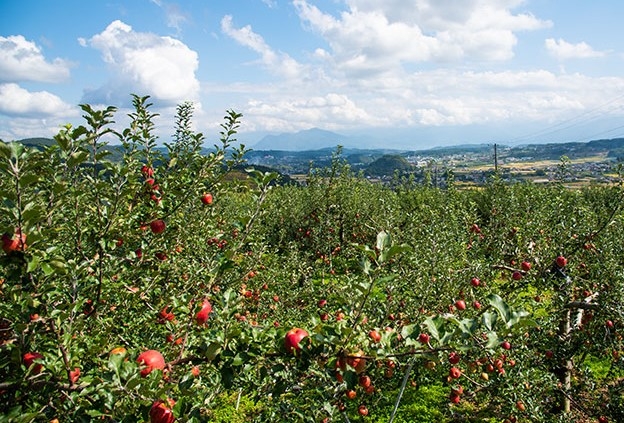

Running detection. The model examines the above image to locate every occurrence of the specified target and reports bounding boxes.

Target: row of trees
[1,96,623,422]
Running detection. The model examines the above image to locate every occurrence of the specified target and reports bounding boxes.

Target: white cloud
[243,92,374,132]
[82,20,200,105]
[217,66,624,138]
[293,0,551,75]
[0,83,77,118]
[545,38,608,60]
[0,35,71,83]
[221,15,307,79]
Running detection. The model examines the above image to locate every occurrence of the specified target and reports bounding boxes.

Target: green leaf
[482,311,498,332]
[205,342,221,361]
[485,332,501,349]
[424,316,444,341]
[376,231,391,252]
[26,256,40,273]
[509,311,531,328]
[67,150,89,167]
[401,323,417,340]
[451,317,479,337]
[487,293,511,325]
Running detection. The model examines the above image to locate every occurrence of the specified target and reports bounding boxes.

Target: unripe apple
[110,346,127,356]
[137,350,165,377]
[284,328,309,356]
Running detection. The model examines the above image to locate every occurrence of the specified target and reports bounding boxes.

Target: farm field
[1,98,623,422]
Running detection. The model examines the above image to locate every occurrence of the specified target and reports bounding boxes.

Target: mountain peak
[252,128,358,151]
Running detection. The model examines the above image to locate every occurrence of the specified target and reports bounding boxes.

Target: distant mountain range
[252,128,366,151]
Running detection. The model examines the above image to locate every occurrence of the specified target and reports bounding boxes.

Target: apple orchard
[1,96,624,422]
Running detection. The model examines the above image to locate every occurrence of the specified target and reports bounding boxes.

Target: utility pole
[494,143,498,173]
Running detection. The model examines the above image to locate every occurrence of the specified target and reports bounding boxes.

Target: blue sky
[2,0,624,149]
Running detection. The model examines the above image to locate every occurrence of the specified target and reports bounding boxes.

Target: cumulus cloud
[244,92,374,132]
[545,38,608,60]
[82,20,200,105]
[0,35,71,83]
[221,15,307,79]
[293,0,551,75]
[0,83,76,118]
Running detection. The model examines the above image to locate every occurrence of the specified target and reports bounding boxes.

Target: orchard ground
[1,96,623,422]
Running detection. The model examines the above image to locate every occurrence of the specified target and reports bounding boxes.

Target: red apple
[501,341,511,350]
[449,367,462,379]
[150,219,166,235]
[195,299,212,325]
[606,320,614,329]
[137,350,165,377]
[141,165,154,178]
[455,300,466,311]
[521,261,532,272]
[556,255,567,268]
[23,352,43,374]
[200,193,213,205]
[448,352,460,364]
[284,328,309,355]
[69,367,81,384]
[368,330,381,343]
[358,405,369,416]
[317,299,327,308]
[358,374,372,388]
[418,333,430,345]
[149,398,175,423]
[470,277,480,287]
[346,350,367,374]
[473,301,482,310]
[2,228,27,254]
[512,271,522,281]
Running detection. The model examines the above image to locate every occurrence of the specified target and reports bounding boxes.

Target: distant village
[246,140,623,187]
